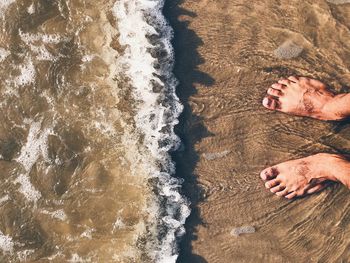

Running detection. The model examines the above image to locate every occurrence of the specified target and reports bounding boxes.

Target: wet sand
[165,0,350,262]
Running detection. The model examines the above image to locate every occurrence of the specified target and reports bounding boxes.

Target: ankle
[308,154,344,182]
[323,94,350,121]
[319,153,350,187]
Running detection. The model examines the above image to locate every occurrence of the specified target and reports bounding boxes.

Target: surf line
[113,0,190,262]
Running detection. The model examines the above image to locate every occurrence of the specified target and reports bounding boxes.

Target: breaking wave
[113,0,190,262]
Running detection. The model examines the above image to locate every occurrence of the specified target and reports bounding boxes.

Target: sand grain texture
[166,0,350,262]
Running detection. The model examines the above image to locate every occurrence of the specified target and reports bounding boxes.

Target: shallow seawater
[165,0,350,262]
[0,0,189,262]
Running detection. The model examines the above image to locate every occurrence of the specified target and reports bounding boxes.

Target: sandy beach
[165,0,350,262]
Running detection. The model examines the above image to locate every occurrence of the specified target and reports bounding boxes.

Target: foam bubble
[274,40,303,59]
[0,230,14,253]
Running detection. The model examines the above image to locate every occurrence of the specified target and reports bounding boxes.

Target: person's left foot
[260,153,350,199]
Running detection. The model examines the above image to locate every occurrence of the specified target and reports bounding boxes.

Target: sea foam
[0,230,14,254]
[0,0,15,16]
[113,0,190,262]
[15,120,52,202]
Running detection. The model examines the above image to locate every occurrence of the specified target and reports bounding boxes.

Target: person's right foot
[260,153,350,199]
[262,76,348,120]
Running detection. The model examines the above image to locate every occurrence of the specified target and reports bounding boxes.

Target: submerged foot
[262,76,348,120]
[260,153,350,199]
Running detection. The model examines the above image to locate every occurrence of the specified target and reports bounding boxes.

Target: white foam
[41,209,67,221]
[0,230,14,253]
[14,174,41,202]
[68,253,91,263]
[82,55,94,63]
[15,59,36,86]
[19,30,62,44]
[52,209,67,221]
[112,218,125,231]
[0,0,15,15]
[0,195,9,205]
[16,120,52,172]
[113,1,190,262]
[15,120,53,202]
[17,249,35,261]
[19,31,59,62]
[27,3,35,14]
[93,121,117,137]
[0,48,10,62]
[30,45,54,61]
[80,229,93,239]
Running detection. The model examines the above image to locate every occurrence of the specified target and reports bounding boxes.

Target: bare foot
[262,76,349,120]
[260,153,350,199]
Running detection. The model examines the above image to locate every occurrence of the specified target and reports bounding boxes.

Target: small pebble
[202,150,231,161]
[274,40,303,59]
[230,226,256,237]
[326,0,350,4]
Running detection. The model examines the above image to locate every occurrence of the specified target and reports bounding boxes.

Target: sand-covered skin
[166,0,350,262]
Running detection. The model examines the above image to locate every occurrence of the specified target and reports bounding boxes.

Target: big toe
[260,167,278,180]
[262,96,279,110]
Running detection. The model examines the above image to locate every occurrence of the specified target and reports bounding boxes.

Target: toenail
[262,97,270,107]
[265,182,271,188]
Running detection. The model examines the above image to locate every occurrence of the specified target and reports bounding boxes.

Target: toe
[262,96,279,110]
[267,87,283,97]
[285,191,297,199]
[306,183,328,195]
[271,83,285,90]
[288,76,299,83]
[270,184,285,193]
[278,79,291,86]
[275,188,289,197]
[265,179,279,189]
[260,167,278,180]
[309,79,327,89]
